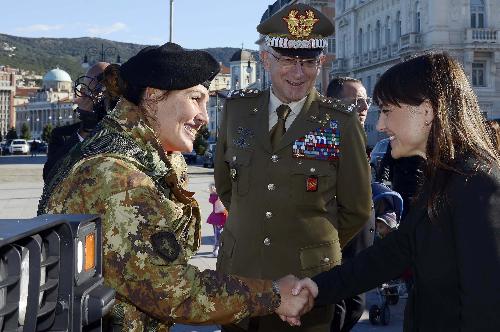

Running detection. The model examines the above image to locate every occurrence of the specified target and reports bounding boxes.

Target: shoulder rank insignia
[151,231,181,262]
[227,88,262,99]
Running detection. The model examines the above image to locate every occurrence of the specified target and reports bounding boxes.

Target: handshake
[274,275,318,326]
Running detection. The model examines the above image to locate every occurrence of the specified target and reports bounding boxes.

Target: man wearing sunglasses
[327,77,372,127]
[215,4,372,332]
[327,76,375,332]
[43,62,112,183]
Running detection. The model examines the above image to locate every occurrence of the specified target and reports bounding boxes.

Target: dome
[230,50,254,62]
[43,68,72,82]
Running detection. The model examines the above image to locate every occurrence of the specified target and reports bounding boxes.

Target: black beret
[257,3,334,58]
[120,42,220,90]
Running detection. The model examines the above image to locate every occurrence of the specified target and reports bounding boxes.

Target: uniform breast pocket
[224,147,253,196]
[299,241,341,277]
[290,160,336,209]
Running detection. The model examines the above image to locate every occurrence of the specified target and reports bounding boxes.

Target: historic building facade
[0,67,16,137]
[332,0,500,145]
[15,68,76,139]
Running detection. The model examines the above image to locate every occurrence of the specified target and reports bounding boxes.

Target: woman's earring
[425,121,430,126]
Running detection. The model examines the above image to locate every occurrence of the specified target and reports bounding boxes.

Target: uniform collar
[268,88,308,117]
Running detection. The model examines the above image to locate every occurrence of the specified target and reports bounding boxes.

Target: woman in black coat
[292,53,500,331]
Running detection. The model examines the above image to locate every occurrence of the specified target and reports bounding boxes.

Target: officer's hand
[274,275,316,326]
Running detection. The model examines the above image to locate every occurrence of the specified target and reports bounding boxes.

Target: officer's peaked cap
[257,3,334,58]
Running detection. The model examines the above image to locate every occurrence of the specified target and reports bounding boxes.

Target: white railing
[399,33,422,51]
[466,28,498,43]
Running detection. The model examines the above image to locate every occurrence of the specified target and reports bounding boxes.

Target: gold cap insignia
[282,9,319,39]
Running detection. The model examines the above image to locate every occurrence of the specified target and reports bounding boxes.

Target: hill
[0,33,251,80]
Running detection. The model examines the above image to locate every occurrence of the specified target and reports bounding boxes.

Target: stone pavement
[0,154,405,332]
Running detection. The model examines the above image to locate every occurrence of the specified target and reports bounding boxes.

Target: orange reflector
[84,233,96,271]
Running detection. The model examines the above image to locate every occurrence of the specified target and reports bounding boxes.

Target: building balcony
[465,28,499,44]
[381,46,389,59]
[332,58,346,72]
[353,55,360,67]
[399,33,422,52]
[362,52,369,63]
[371,49,380,61]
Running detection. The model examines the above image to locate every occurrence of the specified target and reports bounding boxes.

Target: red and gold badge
[306,176,318,192]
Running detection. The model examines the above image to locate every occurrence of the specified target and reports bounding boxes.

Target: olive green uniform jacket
[40,100,279,331]
[215,89,372,331]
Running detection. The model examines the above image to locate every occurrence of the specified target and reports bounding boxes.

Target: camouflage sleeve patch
[151,231,181,262]
[227,88,262,99]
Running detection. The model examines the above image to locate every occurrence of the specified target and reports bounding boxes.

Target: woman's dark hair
[373,52,500,220]
[102,64,146,106]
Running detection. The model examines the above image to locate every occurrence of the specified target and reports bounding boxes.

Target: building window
[358,28,363,54]
[375,20,381,49]
[328,37,336,54]
[414,2,421,33]
[416,12,421,32]
[471,0,485,28]
[385,16,391,45]
[396,11,402,39]
[472,62,486,87]
[367,24,371,51]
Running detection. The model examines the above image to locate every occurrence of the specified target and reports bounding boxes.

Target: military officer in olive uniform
[215,3,372,332]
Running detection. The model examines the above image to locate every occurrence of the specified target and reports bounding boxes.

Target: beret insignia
[151,231,181,262]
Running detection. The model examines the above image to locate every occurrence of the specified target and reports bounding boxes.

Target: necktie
[270,104,291,149]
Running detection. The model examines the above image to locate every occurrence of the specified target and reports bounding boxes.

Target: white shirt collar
[268,88,307,131]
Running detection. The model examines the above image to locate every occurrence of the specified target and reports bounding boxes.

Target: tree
[6,127,18,140]
[21,123,31,140]
[42,124,53,142]
[193,125,209,155]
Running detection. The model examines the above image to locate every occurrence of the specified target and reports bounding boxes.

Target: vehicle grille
[0,228,62,331]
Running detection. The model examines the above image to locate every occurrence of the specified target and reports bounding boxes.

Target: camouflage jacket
[43,100,279,331]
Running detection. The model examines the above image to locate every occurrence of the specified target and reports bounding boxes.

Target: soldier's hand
[291,276,318,298]
[274,275,316,326]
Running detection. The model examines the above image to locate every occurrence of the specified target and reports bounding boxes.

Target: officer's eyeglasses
[342,97,373,109]
[267,52,321,70]
[74,75,105,102]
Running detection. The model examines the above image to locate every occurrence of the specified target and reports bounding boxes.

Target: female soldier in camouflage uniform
[38,43,316,331]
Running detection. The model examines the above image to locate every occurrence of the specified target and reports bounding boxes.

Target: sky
[1,0,276,50]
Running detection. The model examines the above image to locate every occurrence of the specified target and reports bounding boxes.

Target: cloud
[87,22,127,36]
[16,24,63,33]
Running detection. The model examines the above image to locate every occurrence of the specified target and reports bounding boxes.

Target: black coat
[313,158,500,331]
[43,123,81,183]
[376,144,425,219]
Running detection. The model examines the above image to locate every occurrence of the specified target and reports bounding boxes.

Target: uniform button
[267,183,276,191]
[310,167,316,173]
[265,211,273,219]
[323,257,330,263]
[271,155,279,163]
[264,237,271,246]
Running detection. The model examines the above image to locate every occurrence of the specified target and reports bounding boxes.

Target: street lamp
[82,44,121,68]
[169,0,174,42]
[246,59,252,85]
